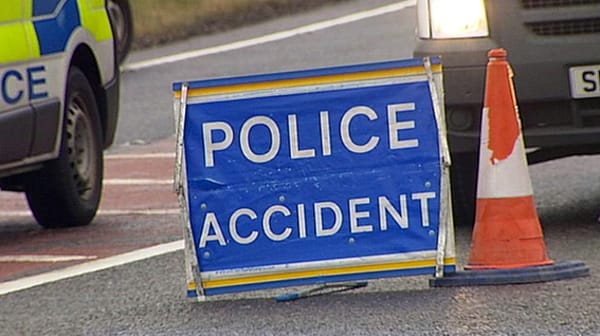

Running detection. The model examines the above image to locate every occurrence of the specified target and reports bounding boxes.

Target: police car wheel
[25,67,103,228]
[108,0,133,64]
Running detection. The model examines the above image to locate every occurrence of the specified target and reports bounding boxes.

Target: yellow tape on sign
[174,64,443,99]
[202,257,457,289]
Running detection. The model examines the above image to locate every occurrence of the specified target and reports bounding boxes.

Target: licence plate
[569,64,600,99]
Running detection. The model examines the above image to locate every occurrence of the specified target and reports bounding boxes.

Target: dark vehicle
[413,0,600,223]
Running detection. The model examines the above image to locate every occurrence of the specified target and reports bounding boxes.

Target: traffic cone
[430,49,589,286]
[467,48,552,269]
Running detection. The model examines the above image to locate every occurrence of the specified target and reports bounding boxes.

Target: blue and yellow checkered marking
[0,0,112,63]
[33,0,81,55]
[33,0,63,16]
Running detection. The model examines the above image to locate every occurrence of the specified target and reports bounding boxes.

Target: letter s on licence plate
[569,64,600,99]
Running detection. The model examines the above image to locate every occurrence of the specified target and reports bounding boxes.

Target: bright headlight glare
[428,0,489,39]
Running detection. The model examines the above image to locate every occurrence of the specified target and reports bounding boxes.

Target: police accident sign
[173,58,455,297]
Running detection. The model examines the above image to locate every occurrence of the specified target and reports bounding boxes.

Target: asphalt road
[1,0,600,335]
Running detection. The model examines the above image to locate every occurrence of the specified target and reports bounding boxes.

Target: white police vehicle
[0,0,131,228]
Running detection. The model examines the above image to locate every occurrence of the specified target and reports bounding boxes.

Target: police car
[0,0,131,228]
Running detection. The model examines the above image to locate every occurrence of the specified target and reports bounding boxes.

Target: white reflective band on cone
[477,107,533,199]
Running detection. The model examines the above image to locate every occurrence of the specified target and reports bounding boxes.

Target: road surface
[1,0,599,335]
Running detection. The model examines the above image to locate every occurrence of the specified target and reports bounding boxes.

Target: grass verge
[130,0,349,49]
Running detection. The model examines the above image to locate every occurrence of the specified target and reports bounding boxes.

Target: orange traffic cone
[430,49,589,286]
[466,48,552,269]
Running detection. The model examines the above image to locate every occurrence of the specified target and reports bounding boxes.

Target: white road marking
[0,255,97,263]
[105,153,175,159]
[106,152,175,185]
[0,209,180,217]
[0,240,184,296]
[0,156,178,217]
[104,178,174,185]
[122,0,416,72]
[97,209,180,216]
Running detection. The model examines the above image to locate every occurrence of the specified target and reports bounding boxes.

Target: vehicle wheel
[450,152,478,227]
[107,0,133,64]
[25,67,103,228]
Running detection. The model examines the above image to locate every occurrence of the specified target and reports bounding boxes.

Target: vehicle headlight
[417,0,489,39]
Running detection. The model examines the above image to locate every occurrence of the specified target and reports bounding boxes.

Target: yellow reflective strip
[89,0,106,8]
[24,22,40,58]
[0,24,33,63]
[23,0,33,19]
[201,257,456,289]
[77,0,113,42]
[0,0,22,21]
[173,65,442,99]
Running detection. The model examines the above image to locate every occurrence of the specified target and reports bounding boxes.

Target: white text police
[201,103,419,167]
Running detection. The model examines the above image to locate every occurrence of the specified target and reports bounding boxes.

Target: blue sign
[174,58,455,296]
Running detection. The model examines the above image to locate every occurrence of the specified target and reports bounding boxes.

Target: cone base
[467,196,552,268]
[429,260,589,287]
[466,259,554,270]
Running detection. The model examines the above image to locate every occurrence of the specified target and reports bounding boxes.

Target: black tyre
[107,0,133,64]
[25,67,103,228]
[450,152,478,227]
